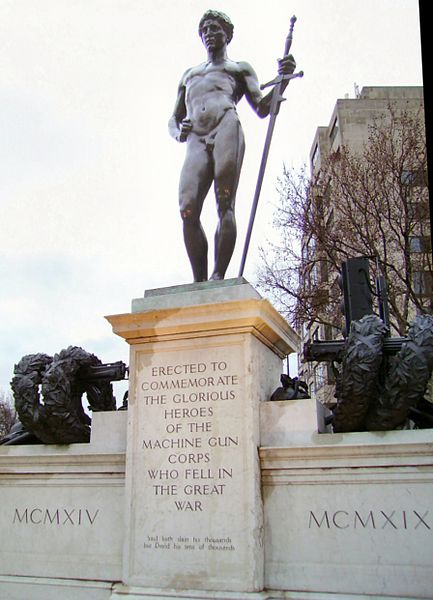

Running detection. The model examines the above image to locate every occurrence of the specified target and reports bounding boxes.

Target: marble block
[260,398,319,446]
[0,576,113,600]
[0,411,127,583]
[261,429,433,599]
[107,280,299,593]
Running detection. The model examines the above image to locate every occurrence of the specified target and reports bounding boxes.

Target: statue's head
[198,10,234,44]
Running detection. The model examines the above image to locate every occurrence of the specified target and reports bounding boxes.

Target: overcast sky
[0,0,424,397]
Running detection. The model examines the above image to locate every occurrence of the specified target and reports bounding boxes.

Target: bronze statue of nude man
[169,10,295,282]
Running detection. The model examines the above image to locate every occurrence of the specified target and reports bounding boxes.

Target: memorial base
[260,425,433,599]
[1,280,432,599]
[107,279,299,592]
[1,403,432,599]
[3,575,420,600]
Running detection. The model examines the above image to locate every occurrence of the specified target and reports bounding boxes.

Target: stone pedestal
[0,411,127,588]
[106,279,299,593]
[2,282,432,599]
[260,425,433,599]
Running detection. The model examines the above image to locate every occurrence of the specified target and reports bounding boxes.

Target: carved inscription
[140,359,239,513]
[143,534,235,552]
[138,355,241,553]
[13,507,99,526]
[308,509,431,530]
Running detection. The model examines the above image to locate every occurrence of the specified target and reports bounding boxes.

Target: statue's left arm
[241,55,296,118]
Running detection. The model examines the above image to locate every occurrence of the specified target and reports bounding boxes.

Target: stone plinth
[261,427,433,599]
[0,411,127,584]
[106,279,299,593]
[260,398,319,445]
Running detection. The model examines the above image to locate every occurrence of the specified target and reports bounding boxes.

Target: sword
[238,15,303,277]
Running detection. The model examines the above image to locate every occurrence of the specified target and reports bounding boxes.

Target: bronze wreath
[366,314,433,430]
[11,346,116,444]
[331,314,433,432]
[332,314,388,433]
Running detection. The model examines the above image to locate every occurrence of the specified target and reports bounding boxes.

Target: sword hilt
[260,70,304,90]
[284,15,297,56]
[260,16,300,91]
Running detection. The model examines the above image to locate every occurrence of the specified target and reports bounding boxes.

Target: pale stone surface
[0,575,425,600]
[0,576,113,600]
[132,277,261,312]
[107,281,300,359]
[3,281,432,600]
[110,586,417,600]
[1,370,431,600]
[0,413,126,582]
[261,429,433,599]
[107,281,299,592]
[124,335,266,591]
[11,577,416,600]
[260,398,318,445]
[90,410,127,451]
[111,582,374,599]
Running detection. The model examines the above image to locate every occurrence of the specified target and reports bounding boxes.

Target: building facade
[299,86,431,404]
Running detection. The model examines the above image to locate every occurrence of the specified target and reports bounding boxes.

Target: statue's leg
[210,112,245,280]
[179,136,213,282]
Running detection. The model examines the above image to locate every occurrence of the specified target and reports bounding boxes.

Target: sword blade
[238,114,277,277]
[238,15,300,277]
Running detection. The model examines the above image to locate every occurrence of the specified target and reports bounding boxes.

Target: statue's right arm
[168,72,192,142]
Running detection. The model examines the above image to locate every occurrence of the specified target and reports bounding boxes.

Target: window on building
[325,206,334,228]
[312,143,320,169]
[320,259,329,283]
[326,363,336,385]
[323,324,333,341]
[305,237,316,260]
[311,325,320,340]
[408,200,430,221]
[310,265,319,286]
[409,236,432,253]
[401,169,428,187]
[313,364,326,394]
[329,117,339,146]
[413,271,433,297]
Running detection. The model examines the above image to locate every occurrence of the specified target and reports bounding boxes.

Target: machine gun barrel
[78,361,128,383]
[303,337,407,362]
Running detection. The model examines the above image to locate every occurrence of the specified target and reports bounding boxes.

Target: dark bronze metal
[304,336,407,362]
[238,16,303,277]
[78,361,128,383]
[270,374,310,401]
[302,258,433,432]
[2,348,128,445]
[169,10,297,282]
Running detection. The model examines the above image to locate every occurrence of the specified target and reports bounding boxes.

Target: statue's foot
[209,272,224,281]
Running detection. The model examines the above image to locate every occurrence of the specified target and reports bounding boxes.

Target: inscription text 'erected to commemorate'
[139,355,239,521]
[126,336,264,591]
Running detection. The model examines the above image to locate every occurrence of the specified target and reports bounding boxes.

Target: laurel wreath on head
[11,346,116,444]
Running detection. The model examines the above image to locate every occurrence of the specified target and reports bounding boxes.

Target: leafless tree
[258,105,431,336]
[0,389,17,439]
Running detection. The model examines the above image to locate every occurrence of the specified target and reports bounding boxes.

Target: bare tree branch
[257,105,431,336]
